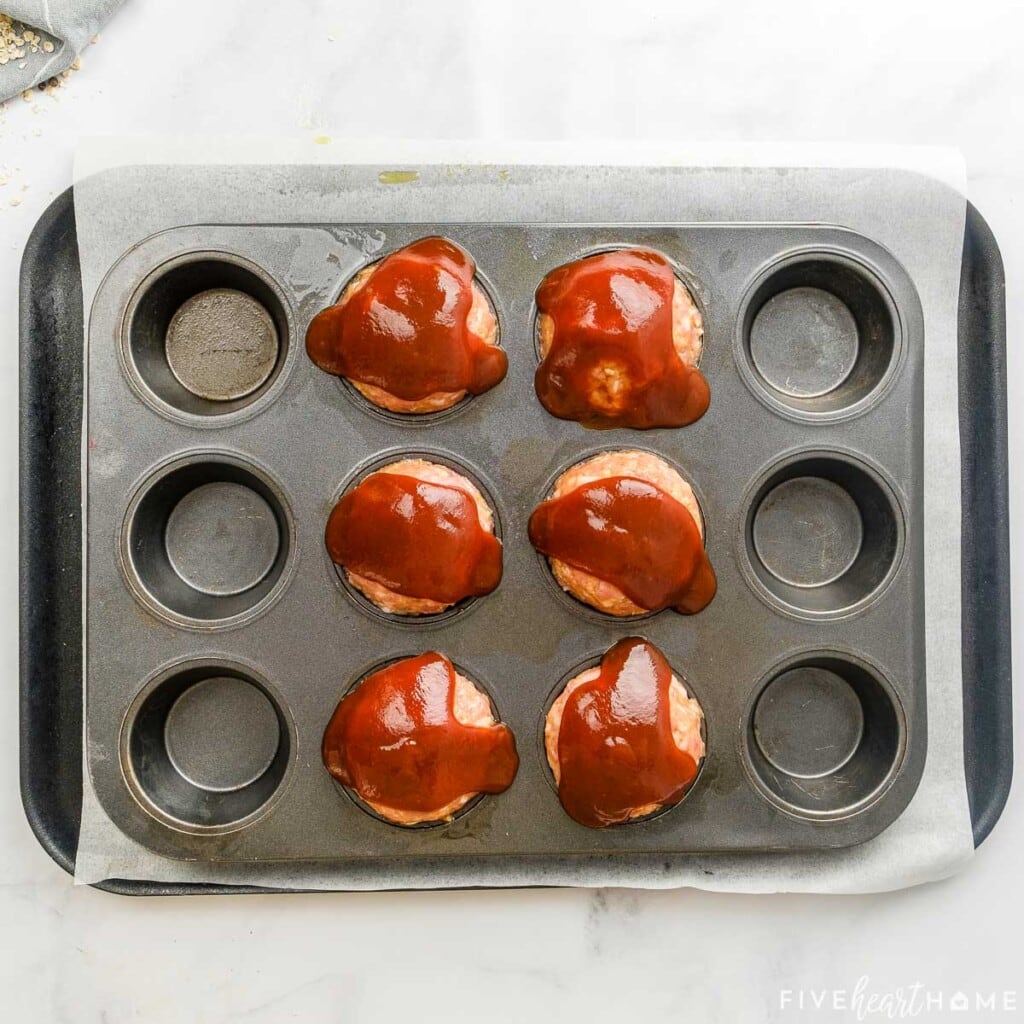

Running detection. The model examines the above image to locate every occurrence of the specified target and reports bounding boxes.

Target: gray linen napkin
[1,1,123,102]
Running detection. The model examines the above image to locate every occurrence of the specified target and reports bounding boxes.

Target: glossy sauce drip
[529,476,716,613]
[322,653,519,816]
[327,473,502,604]
[556,638,701,828]
[306,237,507,400]
[534,248,710,428]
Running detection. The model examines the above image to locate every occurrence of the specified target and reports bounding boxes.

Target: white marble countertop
[1,1,1020,1020]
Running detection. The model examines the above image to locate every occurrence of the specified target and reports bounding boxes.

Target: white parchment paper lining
[71,140,970,892]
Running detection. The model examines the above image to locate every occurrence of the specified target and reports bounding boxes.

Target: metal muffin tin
[80,215,927,863]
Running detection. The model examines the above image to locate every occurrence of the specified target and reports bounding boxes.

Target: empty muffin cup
[742,654,905,819]
[737,252,900,420]
[743,452,904,618]
[122,252,291,422]
[121,661,292,833]
[120,453,295,628]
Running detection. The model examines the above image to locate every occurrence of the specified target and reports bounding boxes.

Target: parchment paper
[71,140,971,892]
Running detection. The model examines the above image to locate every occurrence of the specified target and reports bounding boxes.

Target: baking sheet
[70,140,970,891]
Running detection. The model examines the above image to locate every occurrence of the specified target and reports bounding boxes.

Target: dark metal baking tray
[19,188,1011,894]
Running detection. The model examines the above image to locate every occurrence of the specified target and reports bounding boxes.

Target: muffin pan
[65,214,930,865]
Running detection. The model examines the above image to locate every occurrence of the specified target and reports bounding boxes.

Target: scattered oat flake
[10,196,22,207]
[3,14,58,68]
[313,135,331,145]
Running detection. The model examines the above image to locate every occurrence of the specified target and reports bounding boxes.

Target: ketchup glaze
[306,237,507,401]
[552,637,702,828]
[322,652,519,820]
[327,471,502,605]
[534,248,709,429]
[528,475,716,614]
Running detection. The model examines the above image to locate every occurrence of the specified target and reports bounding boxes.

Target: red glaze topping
[306,237,507,400]
[528,476,716,614]
[327,472,502,604]
[534,248,710,429]
[323,653,519,818]
[554,638,701,827]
